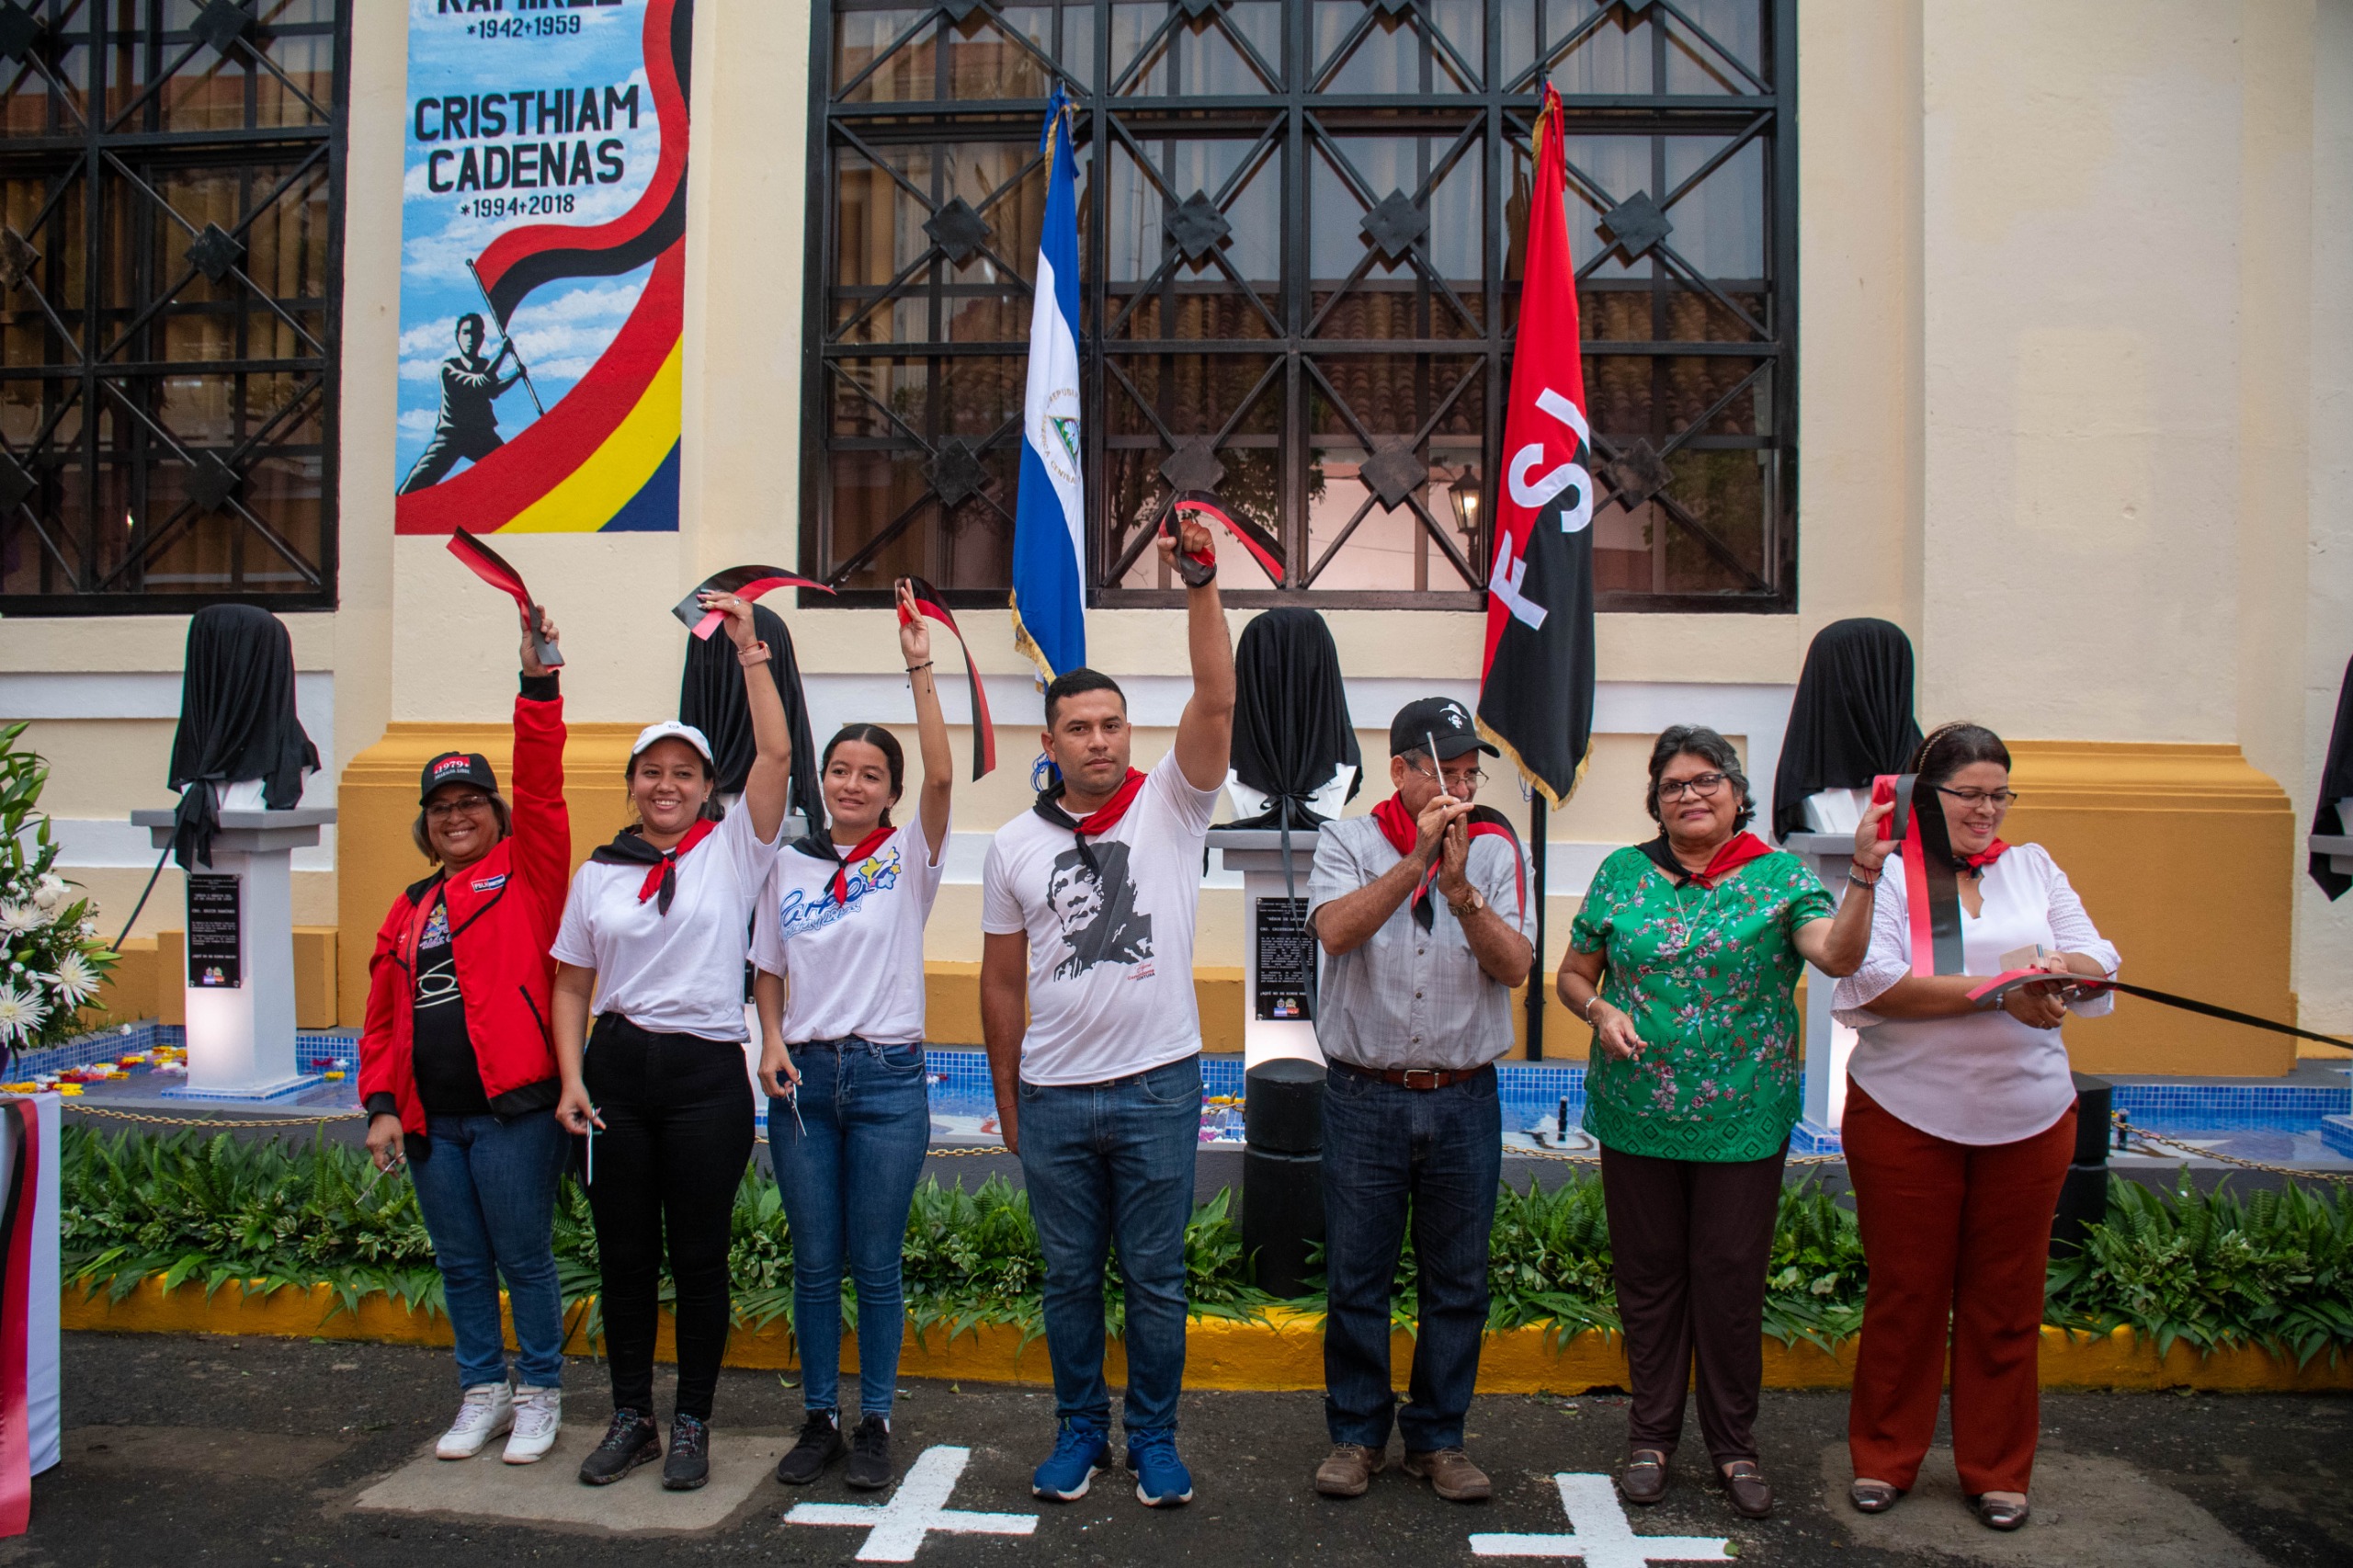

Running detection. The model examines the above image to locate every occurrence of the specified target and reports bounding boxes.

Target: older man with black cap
[1306,697,1534,1504]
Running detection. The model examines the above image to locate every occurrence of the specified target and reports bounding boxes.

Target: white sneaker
[503,1385,562,1465]
[436,1382,514,1460]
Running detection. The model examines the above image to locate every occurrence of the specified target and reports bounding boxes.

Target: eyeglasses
[425,792,493,819]
[1656,772,1729,802]
[1937,787,2019,808]
[1406,757,1485,794]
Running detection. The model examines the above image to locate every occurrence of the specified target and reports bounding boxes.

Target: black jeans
[1320,1062,1501,1452]
[583,1014,756,1422]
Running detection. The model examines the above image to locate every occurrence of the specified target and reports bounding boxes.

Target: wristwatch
[1447,887,1485,919]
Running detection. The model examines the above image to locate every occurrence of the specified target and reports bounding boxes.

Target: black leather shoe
[576,1408,660,1486]
[1714,1460,1773,1519]
[845,1414,893,1491]
[662,1413,710,1491]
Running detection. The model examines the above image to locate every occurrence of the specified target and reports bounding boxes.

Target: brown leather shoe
[1619,1449,1669,1505]
[1313,1443,1385,1498]
[1402,1447,1491,1503]
[1848,1480,1903,1514]
[1714,1460,1774,1519]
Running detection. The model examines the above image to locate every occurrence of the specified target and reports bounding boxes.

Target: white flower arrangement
[0,724,119,1054]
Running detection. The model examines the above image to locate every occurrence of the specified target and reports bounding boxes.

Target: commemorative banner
[393,0,692,535]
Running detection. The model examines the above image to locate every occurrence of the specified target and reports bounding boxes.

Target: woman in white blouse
[1830,722,2119,1535]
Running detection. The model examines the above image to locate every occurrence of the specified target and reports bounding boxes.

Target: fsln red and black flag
[671,564,836,640]
[471,0,694,329]
[899,576,998,781]
[1169,493,1286,587]
[1476,85,1596,808]
[448,528,563,667]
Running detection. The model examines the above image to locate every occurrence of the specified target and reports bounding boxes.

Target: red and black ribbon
[590,819,716,915]
[0,1097,38,1538]
[1370,793,1527,932]
[1965,972,2352,1052]
[671,565,837,641]
[899,575,997,780]
[1167,493,1286,587]
[448,527,562,668]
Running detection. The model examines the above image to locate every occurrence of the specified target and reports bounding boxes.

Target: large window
[804,0,1794,610]
[0,0,346,614]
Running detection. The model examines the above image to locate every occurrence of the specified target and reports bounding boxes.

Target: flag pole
[465,258,546,418]
[1526,794,1547,1060]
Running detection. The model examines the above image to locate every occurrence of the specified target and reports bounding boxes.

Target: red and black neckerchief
[667,563,836,640]
[791,824,896,906]
[1369,792,1527,931]
[1033,768,1147,878]
[590,819,717,915]
[1638,829,1774,891]
[1873,773,2010,977]
[898,574,997,781]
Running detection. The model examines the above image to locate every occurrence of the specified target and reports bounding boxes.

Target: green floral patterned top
[1570,844,1836,1162]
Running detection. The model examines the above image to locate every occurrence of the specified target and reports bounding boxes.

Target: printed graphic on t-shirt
[1047,840,1154,982]
[415,900,460,1012]
[774,844,904,942]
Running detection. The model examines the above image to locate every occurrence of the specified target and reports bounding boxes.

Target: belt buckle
[1400,1068,1439,1091]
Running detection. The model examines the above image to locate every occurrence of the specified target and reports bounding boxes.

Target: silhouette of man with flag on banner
[1477,84,1596,804]
[400,313,525,494]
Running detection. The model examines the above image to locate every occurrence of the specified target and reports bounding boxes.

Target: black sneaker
[775,1408,845,1486]
[576,1408,660,1486]
[663,1413,711,1491]
[845,1414,893,1491]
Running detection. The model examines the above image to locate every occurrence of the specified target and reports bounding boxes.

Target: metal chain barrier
[2112,1116,2353,1185]
[63,1104,366,1129]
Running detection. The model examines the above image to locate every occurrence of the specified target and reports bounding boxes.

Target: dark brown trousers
[1599,1140,1788,1466]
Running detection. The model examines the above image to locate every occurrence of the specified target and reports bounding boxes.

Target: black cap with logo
[419,752,499,805]
[1389,697,1498,761]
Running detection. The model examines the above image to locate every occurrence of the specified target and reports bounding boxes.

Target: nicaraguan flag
[1010,85,1086,683]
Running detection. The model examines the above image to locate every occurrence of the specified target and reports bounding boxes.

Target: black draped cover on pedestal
[1229,607,1360,830]
[2310,654,2353,901]
[678,603,822,830]
[1770,617,1925,843]
[166,605,319,869]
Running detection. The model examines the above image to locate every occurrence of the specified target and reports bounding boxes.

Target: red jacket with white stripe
[358,680,569,1135]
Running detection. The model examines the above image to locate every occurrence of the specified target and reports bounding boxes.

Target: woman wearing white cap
[549,592,790,1492]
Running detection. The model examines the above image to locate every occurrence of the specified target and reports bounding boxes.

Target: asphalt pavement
[15,1331,2352,1566]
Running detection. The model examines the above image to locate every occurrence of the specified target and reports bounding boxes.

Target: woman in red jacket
[360,614,572,1468]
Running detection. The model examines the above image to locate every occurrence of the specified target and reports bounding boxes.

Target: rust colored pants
[1843,1080,2075,1496]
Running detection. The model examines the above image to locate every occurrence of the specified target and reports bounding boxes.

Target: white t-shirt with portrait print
[750,812,949,1047]
[980,749,1222,1086]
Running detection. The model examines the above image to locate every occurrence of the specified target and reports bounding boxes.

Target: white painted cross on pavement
[1470,1472,1733,1566]
[783,1444,1037,1562]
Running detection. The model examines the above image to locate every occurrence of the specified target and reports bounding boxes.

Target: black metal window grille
[805,0,1793,611]
[0,0,347,615]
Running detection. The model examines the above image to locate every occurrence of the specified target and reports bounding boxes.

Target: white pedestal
[1782,831,1859,1154]
[2312,832,2353,878]
[131,806,335,1101]
[1207,829,1324,1071]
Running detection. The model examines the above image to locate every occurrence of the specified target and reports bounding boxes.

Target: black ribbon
[1893,773,1967,975]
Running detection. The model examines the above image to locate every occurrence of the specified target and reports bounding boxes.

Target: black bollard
[1243,1058,1326,1298]
[2051,1073,2112,1257]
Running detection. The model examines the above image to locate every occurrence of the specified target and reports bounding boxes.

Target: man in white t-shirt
[980,511,1233,1511]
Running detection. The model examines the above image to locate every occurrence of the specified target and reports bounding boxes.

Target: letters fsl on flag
[1476,85,1597,806]
[1008,85,1086,683]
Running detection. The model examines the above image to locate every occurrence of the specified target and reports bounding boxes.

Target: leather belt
[1337,1062,1489,1091]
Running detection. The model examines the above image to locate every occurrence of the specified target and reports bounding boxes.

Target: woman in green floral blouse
[1557,725,1888,1522]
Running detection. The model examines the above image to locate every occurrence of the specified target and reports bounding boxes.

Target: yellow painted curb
[59,1278,2353,1392]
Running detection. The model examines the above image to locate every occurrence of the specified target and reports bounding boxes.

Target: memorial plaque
[186,874,242,988]
[1254,896,1313,1020]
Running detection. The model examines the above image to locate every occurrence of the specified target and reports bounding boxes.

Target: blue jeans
[409,1110,570,1391]
[1320,1062,1502,1451]
[1015,1054,1201,1434]
[766,1036,931,1418]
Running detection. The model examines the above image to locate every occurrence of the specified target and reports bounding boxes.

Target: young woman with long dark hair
[549,591,790,1492]
[759,580,954,1493]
